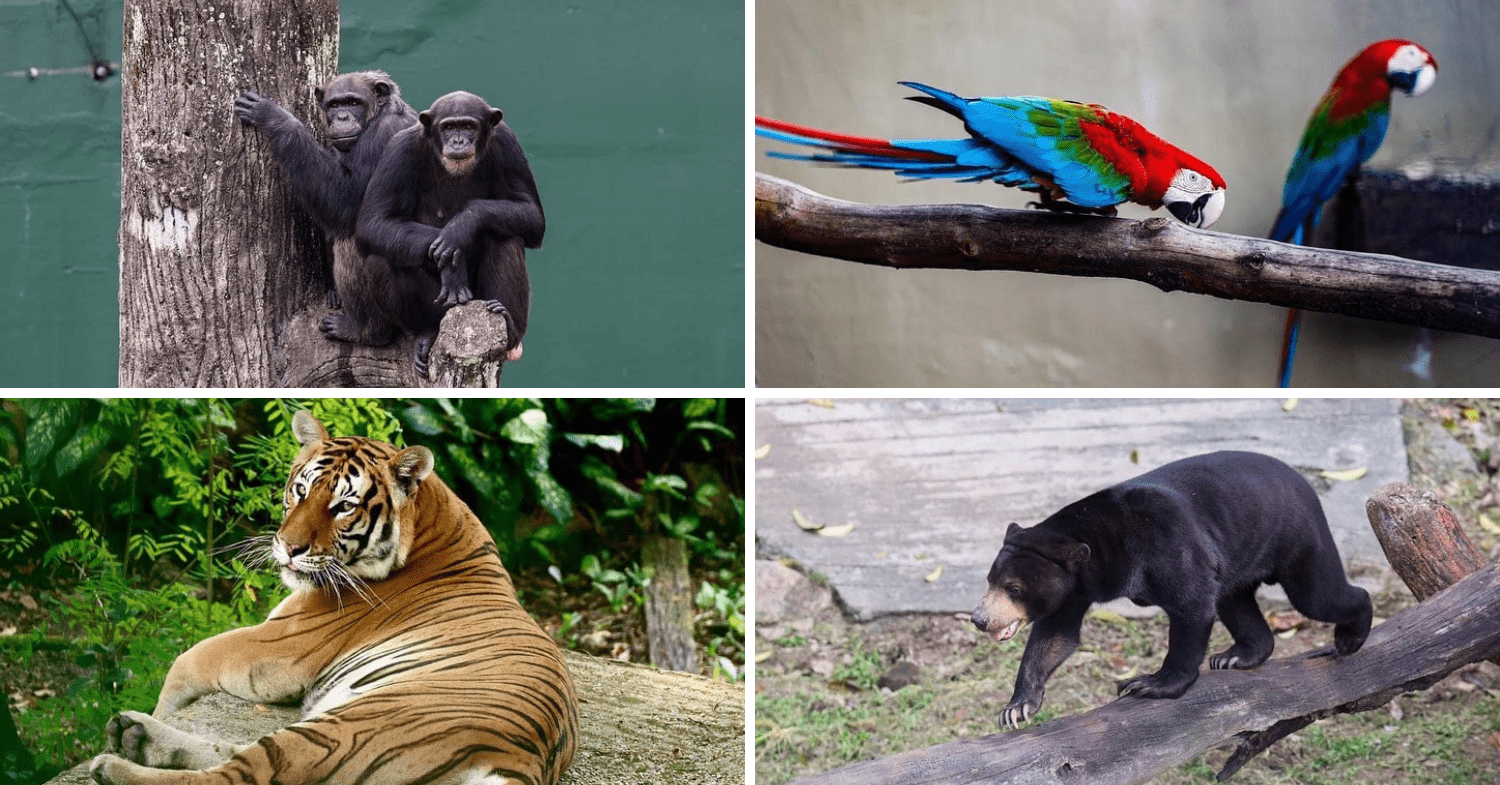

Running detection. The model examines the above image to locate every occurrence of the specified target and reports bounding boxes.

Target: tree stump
[643,533,698,672]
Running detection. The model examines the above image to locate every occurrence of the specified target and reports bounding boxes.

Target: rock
[755,559,833,640]
[878,661,921,692]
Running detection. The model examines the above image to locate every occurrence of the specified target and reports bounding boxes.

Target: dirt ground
[754,399,1500,785]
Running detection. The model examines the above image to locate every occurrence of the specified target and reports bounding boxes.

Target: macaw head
[1383,41,1438,97]
[1163,167,1226,229]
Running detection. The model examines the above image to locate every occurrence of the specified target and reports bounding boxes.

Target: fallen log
[44,652,745,785]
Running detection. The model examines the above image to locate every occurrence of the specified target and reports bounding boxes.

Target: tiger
[89,410,578,785]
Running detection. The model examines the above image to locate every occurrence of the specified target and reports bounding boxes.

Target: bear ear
[1064,542,1091,569]
[1004,522,1023,540]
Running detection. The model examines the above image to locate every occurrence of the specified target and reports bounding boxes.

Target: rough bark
[118,0,338,386]
[643,533,698,672]
[1367,483,1488,600]
[118,1,510,387]
[45,651,745,785]
[755,173,1500,340]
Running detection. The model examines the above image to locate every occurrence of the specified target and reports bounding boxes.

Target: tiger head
[272,410,435,594]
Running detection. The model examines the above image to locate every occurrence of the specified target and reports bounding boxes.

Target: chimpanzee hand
[434,264,472,308]
[233,91,295,130]
[430,223,475,306]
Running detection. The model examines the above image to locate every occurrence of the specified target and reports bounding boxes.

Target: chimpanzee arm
[356,134,441,268]
[234,92,366,236]
[430,126,545,266]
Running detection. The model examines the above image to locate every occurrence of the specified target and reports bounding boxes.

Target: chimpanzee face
[435,117,481,175]
[316,76,393,152]
[419,93,505,177]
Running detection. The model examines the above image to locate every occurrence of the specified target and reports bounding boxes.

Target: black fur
[355,91,543,376]
[234,71,418,319]
[973,451,1372,729]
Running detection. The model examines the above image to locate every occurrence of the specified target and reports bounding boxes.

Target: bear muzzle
[971,591,1029,641]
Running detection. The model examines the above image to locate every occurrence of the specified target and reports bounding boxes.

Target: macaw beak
[1166,188,1225,229]
[1390,64,1437,97]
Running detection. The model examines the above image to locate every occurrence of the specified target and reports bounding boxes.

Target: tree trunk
[755,173,1500,341]
[643,532,698,672]
[118,0,338,387]
[118,0,509,387]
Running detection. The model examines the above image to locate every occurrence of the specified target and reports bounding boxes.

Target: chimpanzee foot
[482,299,522,362]
[320,313,394,346]
[413,335,435,379]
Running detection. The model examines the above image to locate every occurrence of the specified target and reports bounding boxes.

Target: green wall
[0,0,121,387]
[0,0,745,387]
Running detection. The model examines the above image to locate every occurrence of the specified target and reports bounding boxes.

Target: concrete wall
[755,0,1500,387]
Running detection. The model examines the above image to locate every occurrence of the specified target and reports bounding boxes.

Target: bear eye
[1005,585,1022,599]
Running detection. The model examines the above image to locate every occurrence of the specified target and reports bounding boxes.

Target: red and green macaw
[1274,40,1437,387]
[757,81,1227,228]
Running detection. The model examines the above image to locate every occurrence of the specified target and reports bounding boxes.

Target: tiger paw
[89,754,144,785]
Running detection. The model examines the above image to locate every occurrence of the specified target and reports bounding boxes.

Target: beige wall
[755,0,1500,387]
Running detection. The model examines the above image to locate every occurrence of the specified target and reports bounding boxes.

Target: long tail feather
[1277,308,1302,387]
[754,116,939,161]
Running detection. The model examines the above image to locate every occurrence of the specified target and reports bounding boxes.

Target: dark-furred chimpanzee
[355,91,544,377]
[233,71,418,337]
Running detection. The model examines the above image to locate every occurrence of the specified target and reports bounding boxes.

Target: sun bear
[970,450,1372,729]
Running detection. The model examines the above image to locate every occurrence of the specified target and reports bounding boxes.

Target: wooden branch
[755,173,1500,339]
[1219,483,1494,776]
[788,559,1500,785]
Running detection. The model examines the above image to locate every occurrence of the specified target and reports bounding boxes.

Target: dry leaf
[1282,398,1299,411]
[817,523,855,537]
[1088,608,1128,625]
[1478,514,1500,535]
[32,688,54,699]
[755,648,774,664]
[807,399,835,409]
[18,595,37,611]
[1129,449,1140,464]
[754,443,772,459]
[0,626,15,637]
[924,565,943,583]
[1319,467,1368,482]
[792,507,821,531]
[1267,611,1307,632]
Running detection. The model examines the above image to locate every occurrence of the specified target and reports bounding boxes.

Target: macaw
[757,81,1227,228]
[1273,40,1437,387]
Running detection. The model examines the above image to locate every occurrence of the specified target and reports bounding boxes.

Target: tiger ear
[292,410,329,446]
[391,446,434,493]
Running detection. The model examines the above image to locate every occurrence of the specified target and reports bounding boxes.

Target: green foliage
[15,533,278,769]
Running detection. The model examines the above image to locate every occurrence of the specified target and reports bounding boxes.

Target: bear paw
[1117,671,1196,699]
[999,699,1039,730]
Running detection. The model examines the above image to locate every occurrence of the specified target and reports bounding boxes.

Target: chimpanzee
[233,71,418,340]
[355,91,544,377]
